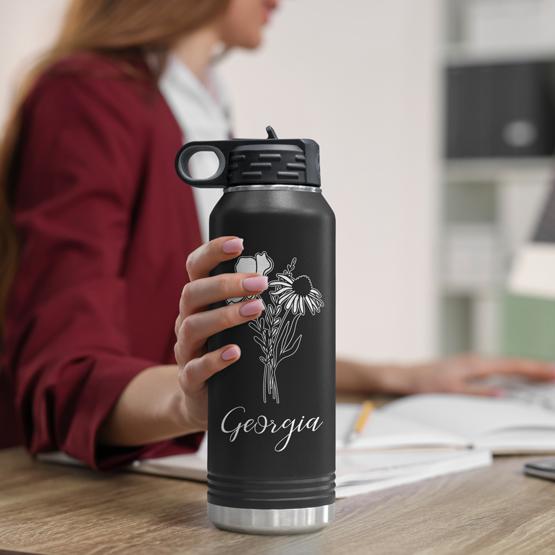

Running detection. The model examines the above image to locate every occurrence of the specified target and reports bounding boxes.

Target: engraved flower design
[270,274,324,316]
[227,251,274,304]
[226,251,325,405]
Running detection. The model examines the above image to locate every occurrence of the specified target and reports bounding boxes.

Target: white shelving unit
[440,0,555,355]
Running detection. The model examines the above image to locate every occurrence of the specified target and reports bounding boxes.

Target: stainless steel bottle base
[207,503,335,535]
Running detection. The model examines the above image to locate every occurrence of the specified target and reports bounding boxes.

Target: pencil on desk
[346,400,375,445]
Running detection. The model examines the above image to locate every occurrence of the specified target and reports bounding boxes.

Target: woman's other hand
[337,355,555,397]
[174,236,268,430]
[403,355,555,397]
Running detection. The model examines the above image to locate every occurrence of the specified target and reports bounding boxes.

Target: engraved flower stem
[260,303,281,404]
[262,361,268,404]
[267,305,293,404]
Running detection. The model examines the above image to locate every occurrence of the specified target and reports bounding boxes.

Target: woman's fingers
[183,299,264,350]
[175,299,264,361]
[186,236,244,281]
[179,344,241,395]
[179,273,268,317]
[174,273,267,335]
[465,357,555,382]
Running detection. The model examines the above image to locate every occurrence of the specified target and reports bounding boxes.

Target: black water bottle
[176,127,335,534]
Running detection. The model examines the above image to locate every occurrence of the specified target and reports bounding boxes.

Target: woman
[1,0,554,467]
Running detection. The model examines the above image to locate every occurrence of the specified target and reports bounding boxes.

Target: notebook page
[129,435,208,481]
[382,394,555,442]
[336,403,467,450]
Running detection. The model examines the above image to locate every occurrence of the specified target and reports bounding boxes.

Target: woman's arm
[97,364,187,446]
[5,68,166,469]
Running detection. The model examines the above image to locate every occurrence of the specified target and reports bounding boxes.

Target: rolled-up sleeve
[3,68,175,469]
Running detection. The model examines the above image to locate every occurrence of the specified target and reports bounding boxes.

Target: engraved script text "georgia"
[220,405,324,452]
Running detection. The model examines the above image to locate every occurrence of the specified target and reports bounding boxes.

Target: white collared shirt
[159,54,232,241]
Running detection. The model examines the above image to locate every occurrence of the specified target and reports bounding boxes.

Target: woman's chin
[225,31,264,50]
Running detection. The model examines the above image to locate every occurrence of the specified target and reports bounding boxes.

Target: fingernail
[239,299,264,317]
[242,275,268,292]
[221,345,241,361]
[222,238,243,254]
[492,389,506,398]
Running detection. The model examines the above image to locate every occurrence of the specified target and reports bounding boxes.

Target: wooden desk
[1,449,555,554]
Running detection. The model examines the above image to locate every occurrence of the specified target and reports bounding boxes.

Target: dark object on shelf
[446,61,555,159]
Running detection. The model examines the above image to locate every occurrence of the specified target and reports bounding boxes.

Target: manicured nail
[242,275,268,292]
[492,389,505,398]
[222,237,243,254]
[239,299,264,317]
[221,345,241,361]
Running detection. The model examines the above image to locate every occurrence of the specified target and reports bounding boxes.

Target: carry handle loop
[175,143,229,188]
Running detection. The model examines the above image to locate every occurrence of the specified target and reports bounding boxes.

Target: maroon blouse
[1,54,204,469]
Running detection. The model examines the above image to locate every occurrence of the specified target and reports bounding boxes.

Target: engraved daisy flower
[270,273,324,316]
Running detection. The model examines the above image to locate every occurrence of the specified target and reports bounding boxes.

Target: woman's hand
[97,236,267,448]
[174,236,268,431]
[337,355,555,397]
[403,355,555,396]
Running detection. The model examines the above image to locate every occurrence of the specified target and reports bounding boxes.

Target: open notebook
[337,394,555,454]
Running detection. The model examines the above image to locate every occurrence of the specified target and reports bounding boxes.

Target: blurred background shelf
[440,0,555,356]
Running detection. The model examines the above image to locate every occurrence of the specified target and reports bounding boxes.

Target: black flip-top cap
[175,126,321,188]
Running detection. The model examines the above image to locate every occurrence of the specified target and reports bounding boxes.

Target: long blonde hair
[0,0,230,338]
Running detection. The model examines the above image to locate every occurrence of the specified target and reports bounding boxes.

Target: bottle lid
[175,126,320,188]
